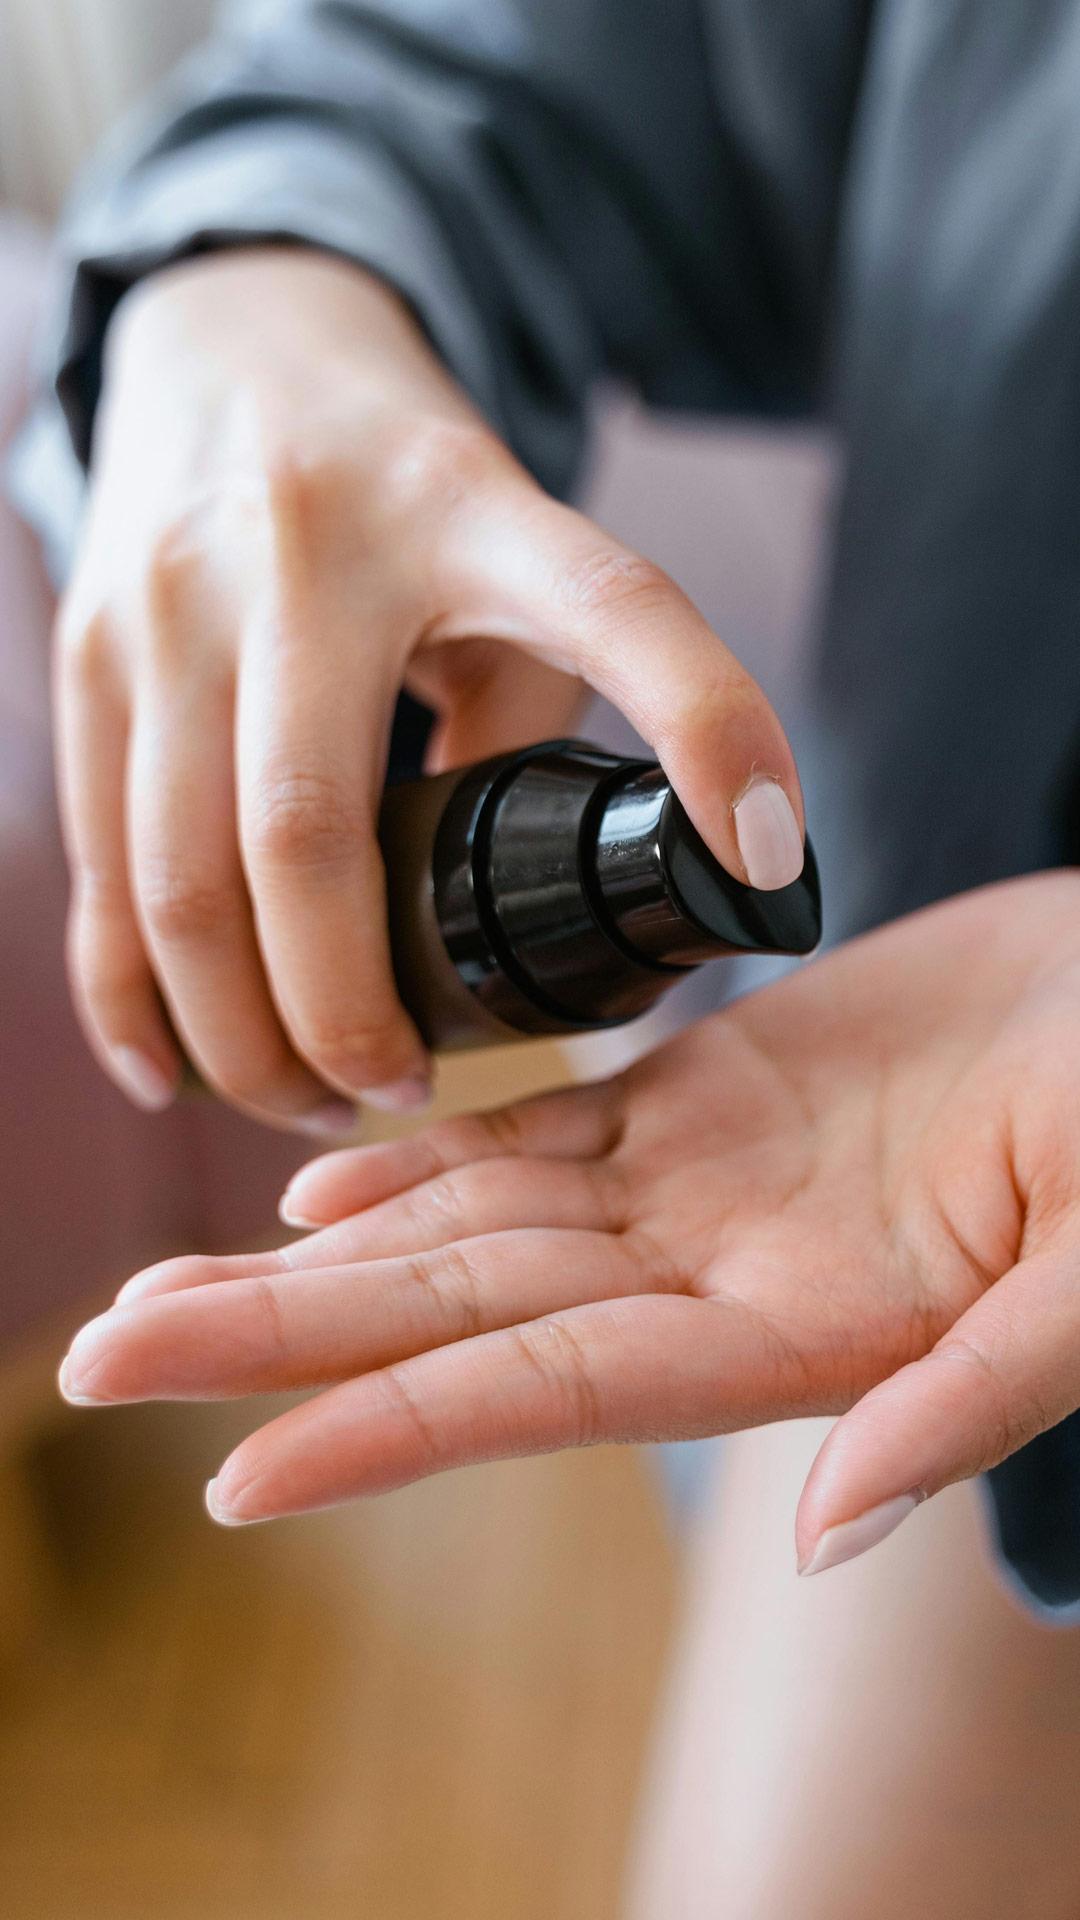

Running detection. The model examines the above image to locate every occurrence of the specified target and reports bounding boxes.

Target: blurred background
[0,4,831,1914]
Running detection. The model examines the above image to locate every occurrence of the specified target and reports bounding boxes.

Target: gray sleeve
[10,0,771,577]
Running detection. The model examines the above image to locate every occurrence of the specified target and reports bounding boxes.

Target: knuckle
[377,1361,445,1465]
[248,1274,290,1369]
[435,1243,485,1338]
[70,947,146,1031]
[139,864,235,944]
[403,1244,483,1342]
[509,1316,600,1446]
[653,672,757,751]
[378,416,500,521]
[423,1117,488,1167]
[55,602,115,690]
[264,447,342,542]
[406,1172,465,1239]
[246,770,364,872]
[415,1121,469,1174]
[931,1335,1026,1467]
[72,945,143,1018]
[478,1105,528,1155]
[558,547,675,626]
[67,890,145,1004]
[72,863,133,923]
[142,521,208,636]
[299,1013,406,1087]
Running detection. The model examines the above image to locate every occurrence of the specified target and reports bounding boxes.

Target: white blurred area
[0,0,214,216]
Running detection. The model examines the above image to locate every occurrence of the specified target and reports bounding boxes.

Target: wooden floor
[0,1041,676,1918]
[0,1308,675,1920]
[0,1398,675,1919]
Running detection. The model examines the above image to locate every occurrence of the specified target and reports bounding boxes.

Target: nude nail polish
[111,1046,178,1112]
[733,779,805,892]
[205,1478,264,1527]
[362,1075,432,1114]
[798,1492,924,1576]
[57,1359,111,1406]
[295,1100,359,1139]
[278,1196,324,1230]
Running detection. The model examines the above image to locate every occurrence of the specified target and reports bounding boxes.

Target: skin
[59,871,1080,1567]
[56,245,802,1131]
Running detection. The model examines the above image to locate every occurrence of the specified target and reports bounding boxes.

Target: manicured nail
[733,780,804,891]
[57,1356,111,1406]
[205,1478,241,1526]
[110,1046,178,1112]
[278,1159,340,1228]
[205,1478,263,1527]
[295,1099,359,1140]
[798,1492,924,1577]
[362,1075,432,1115]
[278,1196,324,1230]
[57,1316,117,1405]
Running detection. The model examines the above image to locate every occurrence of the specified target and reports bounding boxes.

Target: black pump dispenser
[378,740,820,1051]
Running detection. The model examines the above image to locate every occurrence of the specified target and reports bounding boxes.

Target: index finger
[449,489,806,891]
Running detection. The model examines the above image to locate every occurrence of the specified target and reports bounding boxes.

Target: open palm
[60,873,1080,1566]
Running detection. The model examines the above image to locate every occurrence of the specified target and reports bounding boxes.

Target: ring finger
[115,1153,620,1302]
[62,1226,654,1402]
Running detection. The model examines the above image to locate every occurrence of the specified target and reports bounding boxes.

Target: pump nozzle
[592,763,820,967]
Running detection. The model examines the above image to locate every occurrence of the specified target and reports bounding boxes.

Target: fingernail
[798,1492,924,1577]
[205,1478,242,1526]
[57,1357,111,1406]
[205,1477,262,1527]
[295,1099,359,1140]
[279,1199,324,1230]
[58,1316,117,1405]
[278,1163,334,1228]
[361,1075,432,1115]
[110,1046,178,1113]
[733,780,804,891]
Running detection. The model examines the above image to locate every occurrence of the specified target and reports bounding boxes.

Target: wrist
[104,245,470,422]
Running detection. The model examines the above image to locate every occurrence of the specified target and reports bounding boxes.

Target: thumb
[795,1245,1080,1577]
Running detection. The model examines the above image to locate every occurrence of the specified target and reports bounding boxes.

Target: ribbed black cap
[591,765,821,965]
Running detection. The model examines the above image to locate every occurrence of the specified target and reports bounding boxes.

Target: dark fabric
[987,1419,1080,1616]
[386,692,434,783]
[12,0,1080,1614]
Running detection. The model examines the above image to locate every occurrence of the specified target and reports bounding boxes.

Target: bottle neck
[591,767,724,966]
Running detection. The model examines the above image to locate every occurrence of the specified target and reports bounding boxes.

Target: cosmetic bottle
[378,740,820,1051]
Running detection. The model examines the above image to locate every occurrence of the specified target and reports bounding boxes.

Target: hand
[55,246,803,1132]
[58,872,1080,1567]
